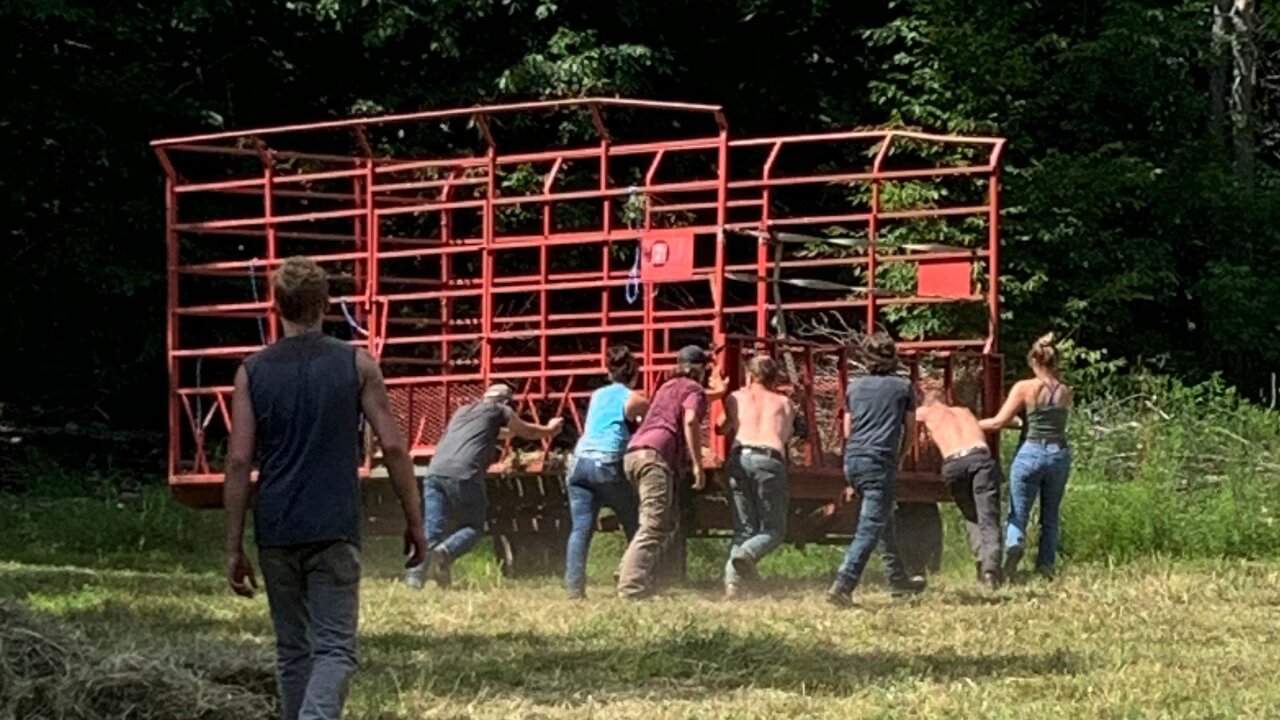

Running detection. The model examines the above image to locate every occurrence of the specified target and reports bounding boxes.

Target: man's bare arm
[683,407,706,490]
[717,393,739,436]
[786,397,804,444]
[705,368,728,402]
[358,350,426,566]
[506,413,565,440]
[899,410,916,463]
[224,366,258,598]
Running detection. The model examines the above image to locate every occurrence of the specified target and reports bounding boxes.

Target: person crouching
[916,386,1003,588]
[406,383,563,589]
[718,356,797,599]
[616,346,725,599]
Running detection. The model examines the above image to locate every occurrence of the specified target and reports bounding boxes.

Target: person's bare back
[728,385,796,453]
[917,399,987,458]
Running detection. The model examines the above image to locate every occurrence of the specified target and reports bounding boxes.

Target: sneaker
[427,547,453,589]
[566,588,587,600]
[1035,565,1056,581]
[825,582,854,608]
[1003,545,1023,580]
[981,571,1001,591]
[724,583,743,600]
[888,574,927,597]
[730,552,760,583]
[405,564,426,590]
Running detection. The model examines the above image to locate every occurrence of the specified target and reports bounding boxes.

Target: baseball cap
[483,383,513,403]
[676,345,710,365]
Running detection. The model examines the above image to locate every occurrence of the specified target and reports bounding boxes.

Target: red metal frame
[153,98,1005,507]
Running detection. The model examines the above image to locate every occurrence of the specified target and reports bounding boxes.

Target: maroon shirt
[628,377,708,470]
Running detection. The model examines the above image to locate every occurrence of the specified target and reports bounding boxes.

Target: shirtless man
[718,356,797,598]
[916,386,1003,588]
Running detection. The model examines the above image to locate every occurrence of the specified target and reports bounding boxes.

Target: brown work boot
[825,581,854,609]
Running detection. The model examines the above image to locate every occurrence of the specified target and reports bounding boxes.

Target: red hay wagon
[153,98,1005,576]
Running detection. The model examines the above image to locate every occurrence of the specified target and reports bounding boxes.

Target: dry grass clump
[0,600,276,720]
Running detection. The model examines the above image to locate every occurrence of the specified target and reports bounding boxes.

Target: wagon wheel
[493,532,568,579]
[895,502,944,576]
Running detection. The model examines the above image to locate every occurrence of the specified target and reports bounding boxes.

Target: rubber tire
[895,502,944,576]
[493,533,568,579]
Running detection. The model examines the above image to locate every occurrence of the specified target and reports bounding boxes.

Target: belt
[734,444,786,464]
[1024,437,1069,447]
[944,445,990,462]
[575,449,623,462]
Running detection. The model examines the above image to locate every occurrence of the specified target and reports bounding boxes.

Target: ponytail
[1027,332,1059,372]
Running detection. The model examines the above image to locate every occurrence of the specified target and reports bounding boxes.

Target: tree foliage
[3,0,1279,427]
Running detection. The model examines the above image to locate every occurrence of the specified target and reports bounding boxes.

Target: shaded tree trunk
[1211,0,1232,152]
[1231,0,1258,190]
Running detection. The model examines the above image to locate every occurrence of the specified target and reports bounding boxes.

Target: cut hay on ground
[0,600,276,720]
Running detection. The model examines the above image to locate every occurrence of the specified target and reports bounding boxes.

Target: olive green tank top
[1025,381,1069,442]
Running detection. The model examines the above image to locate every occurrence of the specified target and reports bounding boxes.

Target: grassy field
[4,495,1280,719]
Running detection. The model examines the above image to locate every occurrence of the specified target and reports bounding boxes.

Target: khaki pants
[616,449,677,598]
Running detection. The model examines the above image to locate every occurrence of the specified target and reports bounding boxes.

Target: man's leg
[737,455,788,575]
[423,475,450,547]
[874,476,921,592]
[724,453,758,591]
[830,459,890,598]
[408,476,449,588]
[617,451,674,599]
[971,456,1004,579]
[564,458,601,597]
[943,459,984,570]
[441,478,487,559]
[298,541,360,720]
[259,547,311,720]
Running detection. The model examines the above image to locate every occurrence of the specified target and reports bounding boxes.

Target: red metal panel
[917,259,973,298]
[640,229,696,282]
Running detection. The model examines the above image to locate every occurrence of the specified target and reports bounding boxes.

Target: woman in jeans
[980,333,1073,579]
[563,346,650,598]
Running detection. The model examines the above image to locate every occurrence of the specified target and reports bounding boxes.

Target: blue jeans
[563,453,640,595]
[423,474,487,560]
[834,455,908,593]
[724,448,789,586]
[1006,442,1072,571]
[259,540,360,720]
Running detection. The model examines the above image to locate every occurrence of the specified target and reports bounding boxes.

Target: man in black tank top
[224,258,427,720]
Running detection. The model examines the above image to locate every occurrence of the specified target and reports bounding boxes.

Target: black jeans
[942,450,1003,576]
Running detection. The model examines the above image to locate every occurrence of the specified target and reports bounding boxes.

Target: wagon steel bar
[155,96,1007,545]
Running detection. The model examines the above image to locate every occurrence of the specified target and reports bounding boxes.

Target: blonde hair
[272,257,329,325]
[1028,332,1059,372]
[747,356,781,388]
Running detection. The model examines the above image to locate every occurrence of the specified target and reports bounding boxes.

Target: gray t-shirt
[844,374,916,463]
[427,400,514,481]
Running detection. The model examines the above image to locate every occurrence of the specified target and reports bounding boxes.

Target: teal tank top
[575,383,632,456]
[1025,381,1069,442]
